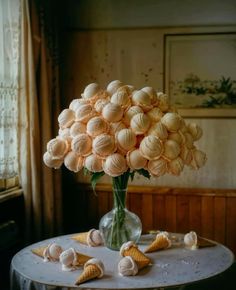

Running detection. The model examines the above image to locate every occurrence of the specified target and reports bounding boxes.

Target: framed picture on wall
[164,33,236,117]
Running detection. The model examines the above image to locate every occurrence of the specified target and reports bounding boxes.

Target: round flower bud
[141,86,158,105]
[58,109,75,129]
[126,149,147,170]
[157,92,169,112]
[163,140,181,160]
[93,134,116,157]
[84,154,103,172]
[168,131,185,145]
[148,157,168,177]
[82,83,102,100]
[64,151,84,172]
[47,137,69,159]
[147,122,168,140]
[130,113,151,135]
[109,121,126,135]
[190,149,207,169]
[123,106,144,126]
[147,107,163,122]
[71,133,92,156]
[161,112,182,132]
[132,90,152,111]
[87,116,109,137]
[187,123,203,141]
[75,103,96,123]
[111,87,131,109]
[102,103,123,122]
[103,153,127,177]
[139,135,163,160]
[168,157,184,175]
[70,122,87,137]
[107,80,124,95]
[69,98,88,112]
[117,129,137,152]
[94,98,110,113]
[43,152,63,169]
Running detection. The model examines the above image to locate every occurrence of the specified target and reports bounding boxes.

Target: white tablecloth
[10,233,234,290]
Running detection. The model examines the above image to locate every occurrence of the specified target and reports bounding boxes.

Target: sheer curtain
[0,0,20,178]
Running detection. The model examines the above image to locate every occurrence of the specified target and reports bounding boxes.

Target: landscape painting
[164,33,236,117]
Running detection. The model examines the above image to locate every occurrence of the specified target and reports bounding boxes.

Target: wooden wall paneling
[201,196,214,239]
[214,197,226,244]
[165,195,176,233]
[97,191,110,219]
[129,193,142,220]
[189,196,202,235]
[141,194,153,233]
[87,190,99,228]
[176,195,190,233]
[153,195,166,231]
[226,197,236,254]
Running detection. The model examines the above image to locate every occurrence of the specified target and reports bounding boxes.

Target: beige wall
[63,1,236,189]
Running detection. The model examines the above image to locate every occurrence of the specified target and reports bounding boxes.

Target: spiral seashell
[148,157,168,177]
[161,112,182,132]
[70,122,87,137]
[92,134,116,157]
[84,154,103,172]
[58,109,75,129]
[139,135,163,160]
[43,152,63,169]
[126,149,147,170]
[130,113,151,135]
[168,157,184,175]
[87,116,109,137]
[123,106,144,126]
[102,103,123,122]
[187,123,203,141]
[103,153,127,177]
[107,80,124,95]
[64,151,84,172]
[147,107,163,122]
[163,140,181,160]
[132,90,152,111]
[157,92,169,112]
[190,149,207,169]
[147,122,168,140]
[71,134,92,156]
[116,129,137,152]
[47,137,69,159]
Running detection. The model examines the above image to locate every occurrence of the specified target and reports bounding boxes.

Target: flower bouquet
[43,80,206,250]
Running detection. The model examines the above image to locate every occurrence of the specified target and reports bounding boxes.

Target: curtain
[18,0,63,242]
[0,0,20,178]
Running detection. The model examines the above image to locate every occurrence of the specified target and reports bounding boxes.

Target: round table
[10,233,234,290]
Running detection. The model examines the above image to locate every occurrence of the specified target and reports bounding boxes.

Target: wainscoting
[77,184,236,255]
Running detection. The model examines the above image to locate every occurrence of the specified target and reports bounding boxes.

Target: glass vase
[99,171,142,251]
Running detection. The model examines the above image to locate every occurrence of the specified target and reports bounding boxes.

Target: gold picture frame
[164,32,236,117]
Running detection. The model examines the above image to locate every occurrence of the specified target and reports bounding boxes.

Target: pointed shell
[148,158,168,177]
[147,122,168,140]
[87,116,109,137]
[107,80,124,95]
[47,138,69,159]
[161,113,182,132]
[163,140,181,160]
[70,122,87,137]
[126,149,147,170]
[64,151,84,172]
[92,134,116,157]
[102,103,123,122]
[103,153,127,177]
[43,152,63,169]
[71,134,92,156]
[58,109,75,129]
[139,135,163,160]
[84,154,103,172]
[130,113,151,135]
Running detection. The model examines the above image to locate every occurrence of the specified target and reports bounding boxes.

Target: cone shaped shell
[102,103,123,122]
[139,135,163,160]
[43,152,63,169]
[71,134,92,156]
[147,107,163,122]
[123,106,143,126]
[93,134,116,157]
[87,116,109,137]
[187,123,203,141]
[163,140,181,160]
[84,154,103,172]
[148,158,168,177]
[107,80,123,95]
[70,122,87,137]
[64,151,84,172]
[147,122,168,140]
[58,109,75,129]
[126,149,147,170]
[103,153,127,177]
[47,138,69,159]
[72,232,89,244]
[75,104,96,123]
[116,129,136,151]
[75,264,101,285]
[168,157,184,175]
[144,233,171,253]
[130,113,151,135]
[31,246,47,258]
[161,113,182,132]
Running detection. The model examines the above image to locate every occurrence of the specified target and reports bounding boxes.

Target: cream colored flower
[126,149,147,170]
[107,80,124,95]
[190,149,207,169]
[43,152,63,169]
[92,134,116,157]
[116,129,137,152]
[187,123,203,141]
[168,157,184,175]
[75,103,96,123]
[147,122,168,140]
[109,121,126,135]
[69,98,89,112]
[183,132,194,149]
[94,98,110,113]
[71,134,92,156]
[148,157,168,177]
[84,154,103,172]
[123,106,144,126]
[130,113,151,135]
[70,122,87,137]
[139,135,163,160]
[111,87,131,109]
[161,112,182,132]
[58,109,75,129]
[147,107,163,122]
[132,90,152,111]
[157,92,169,112]
[180,146,192,165]
[82,83,102,101]
[141,86,159,106]
[103,153,127,177]
[102,102,123,122]
[64,151,84,172]
[162,140,181,160]
[47,137,69,159]
[87,116,109,137]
